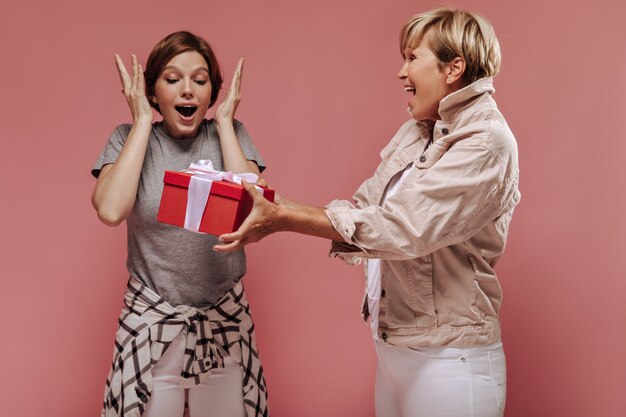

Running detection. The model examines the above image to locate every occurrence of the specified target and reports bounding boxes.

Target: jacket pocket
[381,257,437,330]
[407,255,437,327]
[467,250,499,321]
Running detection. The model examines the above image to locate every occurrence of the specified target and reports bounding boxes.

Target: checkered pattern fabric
[101,276,269,417]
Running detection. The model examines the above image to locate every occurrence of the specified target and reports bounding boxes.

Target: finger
[234,57,244,93]
[241,179,265,202]
[228,58,244,98]
[137,64,146,92]
[114,54,132,91]
[256,178,267,188]
[213,239,243,252]
[217,230,241,244]
[131,55,139,93]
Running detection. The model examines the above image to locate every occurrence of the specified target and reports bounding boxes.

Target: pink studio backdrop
[1,0,625,416]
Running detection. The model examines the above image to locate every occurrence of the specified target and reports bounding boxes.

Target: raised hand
[114,54,153,124]
[215,58,244,124]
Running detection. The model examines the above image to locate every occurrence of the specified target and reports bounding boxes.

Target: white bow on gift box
[183,160,263,233]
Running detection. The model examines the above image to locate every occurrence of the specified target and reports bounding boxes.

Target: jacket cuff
[324,207,367,265]
[324,206,357,245]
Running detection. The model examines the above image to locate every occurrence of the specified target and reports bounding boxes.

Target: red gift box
[157,170,275,236]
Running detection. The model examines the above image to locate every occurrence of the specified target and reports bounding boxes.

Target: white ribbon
[183,160,261,233]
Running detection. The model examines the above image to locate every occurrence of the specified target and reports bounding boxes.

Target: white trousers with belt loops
[375,340,506,417]
[143,333,246,417]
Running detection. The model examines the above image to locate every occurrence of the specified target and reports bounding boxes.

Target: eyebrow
[162,65,209,74]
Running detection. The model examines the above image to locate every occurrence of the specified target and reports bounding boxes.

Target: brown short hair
[400,7,501,85]
[144,31,223,112]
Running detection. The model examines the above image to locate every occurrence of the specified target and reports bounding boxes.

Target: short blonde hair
[400,7,501,85]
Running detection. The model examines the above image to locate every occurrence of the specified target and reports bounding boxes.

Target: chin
[166,121,202,139]
[410,111,424,121]
[411,110,436,122]
[179,125,201,138]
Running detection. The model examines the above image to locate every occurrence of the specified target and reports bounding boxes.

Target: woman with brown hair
[92,31,268,417]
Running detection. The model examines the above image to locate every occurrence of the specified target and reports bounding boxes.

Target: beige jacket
[325,77,520,347]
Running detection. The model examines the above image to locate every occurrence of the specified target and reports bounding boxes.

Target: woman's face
[397,33,452,122]
[153,51,212,139]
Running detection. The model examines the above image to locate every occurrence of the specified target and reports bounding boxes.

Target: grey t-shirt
[92,119,265,308]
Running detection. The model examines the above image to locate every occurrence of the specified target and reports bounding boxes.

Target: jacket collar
[438,77,495,121]
[414,77,495,135]
[411,77,495,168]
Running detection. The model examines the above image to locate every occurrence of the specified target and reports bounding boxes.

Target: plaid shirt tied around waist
[102,276,269,417]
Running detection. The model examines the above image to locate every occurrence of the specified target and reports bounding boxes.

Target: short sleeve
[91,124,132,178]
[233,119,266,172]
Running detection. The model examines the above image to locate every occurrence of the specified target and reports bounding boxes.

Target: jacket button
[419,155,426,163]
[442,128,449,135]
[381,289,386,298]
[381,332,388,341]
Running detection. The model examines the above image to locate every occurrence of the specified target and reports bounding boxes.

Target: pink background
[1,0,625,416]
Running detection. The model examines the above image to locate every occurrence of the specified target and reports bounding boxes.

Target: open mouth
[404,87,416,95]
[175,105,198,118]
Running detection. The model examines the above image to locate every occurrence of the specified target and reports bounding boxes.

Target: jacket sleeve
[323,124,410,264]
[324,182,373,265]
[325,141,519,261]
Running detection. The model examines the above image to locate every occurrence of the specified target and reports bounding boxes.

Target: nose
[397,62,408,80]
[181,79,194,98]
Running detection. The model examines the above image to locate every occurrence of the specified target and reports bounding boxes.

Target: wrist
[274,204,292,233]
[215,116,233,126]
[134,116,153,127]
[215,121,237,142]
[215,119,235,134]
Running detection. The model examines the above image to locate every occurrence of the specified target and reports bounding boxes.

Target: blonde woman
[217,7,519,417]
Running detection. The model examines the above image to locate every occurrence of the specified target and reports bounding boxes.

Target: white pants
[143,333,246,417]
[375,340,506,417]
